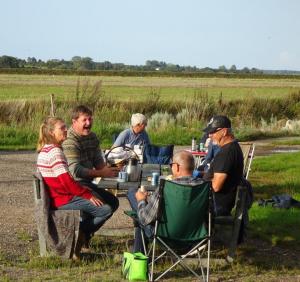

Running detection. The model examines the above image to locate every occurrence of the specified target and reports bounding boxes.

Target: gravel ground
[0,150,133,262]
[0,140,299,263]
[0,151,37,261]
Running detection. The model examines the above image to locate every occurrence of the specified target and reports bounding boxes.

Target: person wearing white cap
[112,113,150,147]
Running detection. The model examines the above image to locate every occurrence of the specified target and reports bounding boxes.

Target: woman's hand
[83,185,93,191]
[89,196,104,206]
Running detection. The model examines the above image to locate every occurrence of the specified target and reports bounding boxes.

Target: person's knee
[95,204,114,219]
[92,188,119,212]
[127,187,138,211]
[127,187,138,196]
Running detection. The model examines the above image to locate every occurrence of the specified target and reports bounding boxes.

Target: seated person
[62,105,119,245]
[112,113,150,148]
[202,115,244,216]
[37,117,115,260]
[193,138,220,177]
[202,140,220,171]
[127,150,203,253]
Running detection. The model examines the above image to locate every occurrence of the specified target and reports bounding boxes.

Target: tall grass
[0,80,300,149]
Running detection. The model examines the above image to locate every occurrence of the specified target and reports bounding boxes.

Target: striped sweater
[37,144,93,208]
[62,127,105,182]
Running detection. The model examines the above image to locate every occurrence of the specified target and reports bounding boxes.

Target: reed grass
[1,76,300,149]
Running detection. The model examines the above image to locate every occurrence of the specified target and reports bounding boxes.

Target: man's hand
[89,196,104,206]
[135,190,148,202]
[100,166,119,178]
[88,164,120,178]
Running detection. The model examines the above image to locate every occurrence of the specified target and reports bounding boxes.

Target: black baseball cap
[203,115,231,134]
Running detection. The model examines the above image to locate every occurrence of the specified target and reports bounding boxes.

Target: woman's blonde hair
[37,117,64,152]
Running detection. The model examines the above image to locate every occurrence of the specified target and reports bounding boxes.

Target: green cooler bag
[122,252,148,281]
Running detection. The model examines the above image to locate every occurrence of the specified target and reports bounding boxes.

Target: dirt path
[0,150,134,261]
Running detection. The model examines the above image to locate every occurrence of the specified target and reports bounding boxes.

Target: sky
[1,0,300,71]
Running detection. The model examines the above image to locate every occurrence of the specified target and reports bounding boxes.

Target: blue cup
[122,171,128,182]
[151,172,159,186]
[118,171,128,182]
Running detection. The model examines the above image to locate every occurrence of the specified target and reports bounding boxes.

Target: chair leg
[227,192,246,262]
[155,238,204,281]
[227,216,242,262]
[150,221,158,282]
[141,228,147,254]
[150,237,156,282]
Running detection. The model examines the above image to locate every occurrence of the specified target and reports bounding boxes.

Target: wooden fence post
[50,94,55,117]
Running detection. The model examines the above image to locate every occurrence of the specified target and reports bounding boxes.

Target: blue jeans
[59,182,119,238]
[127,187,153,253]
[58,195,111,238]
[80,181,119,213]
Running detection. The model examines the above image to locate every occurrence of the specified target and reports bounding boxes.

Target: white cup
[140,185,146,192]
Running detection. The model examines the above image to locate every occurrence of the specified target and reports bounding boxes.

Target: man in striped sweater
[62,105,119,223]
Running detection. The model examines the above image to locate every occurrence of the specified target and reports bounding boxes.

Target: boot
[72,230,85,261]
[81,236,92,253]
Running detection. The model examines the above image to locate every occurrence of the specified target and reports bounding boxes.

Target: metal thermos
[125,158,141,182]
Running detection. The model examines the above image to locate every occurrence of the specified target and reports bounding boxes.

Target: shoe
[72,253,81,261]
[81,247,92,253]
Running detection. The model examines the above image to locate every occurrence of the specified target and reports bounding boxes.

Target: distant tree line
[0,55,265,74]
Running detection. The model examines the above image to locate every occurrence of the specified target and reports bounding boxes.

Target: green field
[1,74,300,101]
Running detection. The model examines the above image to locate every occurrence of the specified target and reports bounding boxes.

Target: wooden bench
[33,172,81,258]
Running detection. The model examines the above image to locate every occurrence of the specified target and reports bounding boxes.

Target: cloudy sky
[1,0,300,70]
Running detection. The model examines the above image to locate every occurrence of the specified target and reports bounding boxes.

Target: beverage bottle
[191,137,196,151]
[200,142,204,152]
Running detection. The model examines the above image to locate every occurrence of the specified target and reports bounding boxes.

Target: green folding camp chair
[147,179,212,282]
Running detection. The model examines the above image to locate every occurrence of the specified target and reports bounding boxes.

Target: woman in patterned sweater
[37,117,114,259]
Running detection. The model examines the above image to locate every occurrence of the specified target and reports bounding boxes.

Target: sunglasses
[209,128,223,134]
